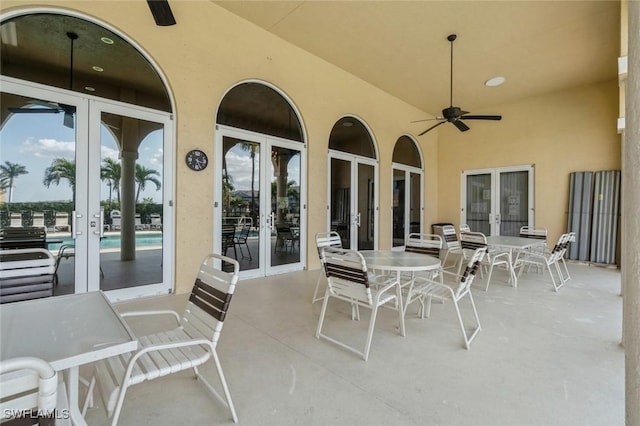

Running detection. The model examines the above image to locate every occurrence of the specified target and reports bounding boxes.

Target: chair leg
[311,270,325,303]
[545,262,559,292]
[363,306,379,361]
[195,351,238,423]
[315,292,331,339]
[244,242,252,260]
[485,263,495,292]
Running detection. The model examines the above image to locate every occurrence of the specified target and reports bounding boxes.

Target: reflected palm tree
[0,161,28,211]
[102,158,121,206]
[240,143,258,224]
[135,164,161,204]
[43,158,75,203]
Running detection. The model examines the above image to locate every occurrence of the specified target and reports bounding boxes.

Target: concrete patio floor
[83,261,624,425]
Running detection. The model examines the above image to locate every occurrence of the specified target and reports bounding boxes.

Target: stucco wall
[1,1,440,293]
[1,2,620,294]
[437,79,621,244]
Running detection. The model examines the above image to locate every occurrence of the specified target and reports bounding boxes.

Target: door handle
[93,209,105,237]
[354,212,361,227]
[72,210,82,238]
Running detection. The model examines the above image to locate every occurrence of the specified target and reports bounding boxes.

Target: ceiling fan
[8,32,77,128]
[415,34,502,136]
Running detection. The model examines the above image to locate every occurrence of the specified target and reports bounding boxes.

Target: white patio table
[360,250,441,322]
[486,235,544,287]
[0,291,137,426]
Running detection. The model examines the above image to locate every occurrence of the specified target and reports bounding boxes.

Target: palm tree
[101,158,122,206]
[135,164,161,204]
[43,158,76,203]
[0,161,28,211]
[240,143,258,223]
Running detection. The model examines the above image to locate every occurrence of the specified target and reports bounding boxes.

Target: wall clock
[185,149,208,171]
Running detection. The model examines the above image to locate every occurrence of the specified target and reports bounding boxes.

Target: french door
[328,151,378,250]
[392,165,423,249]
[215,126,306,279]
[1,77,174,300]
[461,165,534,236]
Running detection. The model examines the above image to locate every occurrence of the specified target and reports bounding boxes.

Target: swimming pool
[48,232,163,251]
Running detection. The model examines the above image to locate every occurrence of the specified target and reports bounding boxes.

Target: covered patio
[82,262,623,425]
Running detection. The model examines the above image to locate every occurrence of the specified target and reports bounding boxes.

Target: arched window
[329,116,376,159]
[217,82,303,142]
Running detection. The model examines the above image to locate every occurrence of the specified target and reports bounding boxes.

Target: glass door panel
[466,173,492,235]
[270,146,301,267]
[409,172,421,235]
[499,171,529,236]
[98,111,165,291]
[463,166,534,236]
[0,91,78,296]
[356,163,375,250]
[222,136,261,272]
[330,158,351,249]
[392,169,405,248]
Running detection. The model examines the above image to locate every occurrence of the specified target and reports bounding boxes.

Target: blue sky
[1,112,163,203]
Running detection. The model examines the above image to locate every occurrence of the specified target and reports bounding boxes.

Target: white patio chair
[402,233,444,315]
[311,231,342,303]
[459,224,470,232]
[440,225,463,270]
[558,231,575,282]
[519,226,548,252]
[93,253,240,425]
[408,246,486,349]
[0,356,69,426]
[516,233,571,292]
[458,231,511,292]
[316,247,405,361]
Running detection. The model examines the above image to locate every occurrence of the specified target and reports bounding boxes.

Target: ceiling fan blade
[418,120,446,136]
[63,111,75,128]
[9,107,62,114]
[411,117,443,123]
[452,119,470,132]
[461,114,502,121]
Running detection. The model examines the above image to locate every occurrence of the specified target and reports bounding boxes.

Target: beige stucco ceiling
[212,0,621,118]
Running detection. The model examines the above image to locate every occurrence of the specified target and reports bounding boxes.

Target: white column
[624,1,640,424]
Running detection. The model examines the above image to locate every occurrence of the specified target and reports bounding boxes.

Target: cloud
[21,137,74,158]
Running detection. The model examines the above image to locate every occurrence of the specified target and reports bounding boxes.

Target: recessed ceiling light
[100,36,114,45]
[84,86,95,92]
[92,66,104,72]
[485,76,506,87]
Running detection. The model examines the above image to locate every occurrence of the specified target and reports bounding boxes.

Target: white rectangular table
[0,291,137,425]
[486,235,544,287]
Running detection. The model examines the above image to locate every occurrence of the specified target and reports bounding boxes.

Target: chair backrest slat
[315,231,342,259]
[321,247,372,304]
[0,357,58,425]
[519,226,548,240]
[181,254,238,345]
[441,225,461,249]
[459,231,488,251]
[405,233,442,258]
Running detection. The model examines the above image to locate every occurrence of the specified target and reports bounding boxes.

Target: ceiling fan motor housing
[442,106,463,120]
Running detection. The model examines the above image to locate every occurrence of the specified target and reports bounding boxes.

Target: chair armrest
[120,309,181,324]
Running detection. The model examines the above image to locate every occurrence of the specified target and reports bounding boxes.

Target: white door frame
[391,163,424,250]
[214,125,307,279]
[460,164,534,236]
[327,150,379,250]
[1,76,174,299]
[88,98,174,300]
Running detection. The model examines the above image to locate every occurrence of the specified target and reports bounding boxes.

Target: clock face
[186,149,208,171]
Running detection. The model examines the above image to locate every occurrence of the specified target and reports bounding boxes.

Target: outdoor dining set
[312,225,575,361]
[0,223,575,425]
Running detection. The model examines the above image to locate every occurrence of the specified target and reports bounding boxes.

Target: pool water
[48,232,163,251]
